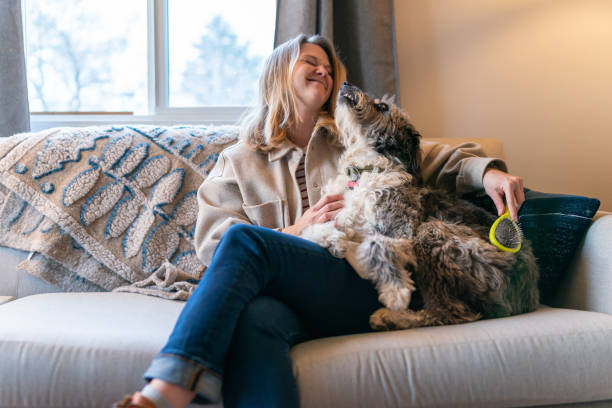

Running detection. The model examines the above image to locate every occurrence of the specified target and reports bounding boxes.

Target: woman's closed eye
[302,57,333,77]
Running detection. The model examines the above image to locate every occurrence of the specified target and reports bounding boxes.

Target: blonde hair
[241,34,347,151]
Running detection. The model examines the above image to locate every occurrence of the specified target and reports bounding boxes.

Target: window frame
[28,0,255,131]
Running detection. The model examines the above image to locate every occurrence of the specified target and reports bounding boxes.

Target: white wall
[394,0,612,210]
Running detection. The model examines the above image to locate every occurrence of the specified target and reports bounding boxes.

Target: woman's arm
[420,140,524,221]
[420,140,505,192]
[193,152,252,266]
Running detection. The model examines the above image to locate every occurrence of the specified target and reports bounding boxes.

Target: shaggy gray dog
[301,82,539,330]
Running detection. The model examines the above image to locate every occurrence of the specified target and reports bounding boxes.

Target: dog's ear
[373,123,422,181]
[381,94,396,105]
[393,123,421,183]
[398,124,422,181]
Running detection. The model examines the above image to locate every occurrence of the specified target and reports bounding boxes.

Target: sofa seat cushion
[0,292,187,408]
[291,307,612,408]
[2,294,612,408]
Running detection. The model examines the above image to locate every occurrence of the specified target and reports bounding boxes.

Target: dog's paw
[328,239,347,258]
[299,225,322,244]
[370,308,397,331]
[370,307,426,330]
[300,222,349,258]
[378,285,412,311]
[301,223,334,248]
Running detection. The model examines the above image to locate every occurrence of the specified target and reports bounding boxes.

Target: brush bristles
[494,218,522,249]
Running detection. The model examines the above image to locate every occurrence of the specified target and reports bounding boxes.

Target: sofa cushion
[291,307,612,408]
[2,293,611,407]
[465,189,601,304]
[0,245,30,296]
[518,190,600,304]
[0,292,207,408]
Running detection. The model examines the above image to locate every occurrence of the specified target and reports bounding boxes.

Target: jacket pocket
[242,199,285,229]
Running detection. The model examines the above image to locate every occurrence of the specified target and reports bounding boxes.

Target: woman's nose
[315,65,328,76]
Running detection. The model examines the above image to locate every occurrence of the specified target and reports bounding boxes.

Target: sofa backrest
[426,137,505,160]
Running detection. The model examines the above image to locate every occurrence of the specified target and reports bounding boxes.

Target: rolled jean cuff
[143,353,222,405]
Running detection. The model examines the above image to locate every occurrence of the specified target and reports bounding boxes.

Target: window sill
[30,107,248,132]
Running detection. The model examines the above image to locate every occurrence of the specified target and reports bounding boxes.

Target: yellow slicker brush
[489,206,522,253]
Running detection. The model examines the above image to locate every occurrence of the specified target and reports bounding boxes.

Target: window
[23,0,148,114]
[22,0,277,125]
[168,1,274,107]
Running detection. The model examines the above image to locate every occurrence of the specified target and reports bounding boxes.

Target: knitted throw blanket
[0,125,238,300]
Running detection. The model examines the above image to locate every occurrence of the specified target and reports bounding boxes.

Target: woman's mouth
[308,78,327,90]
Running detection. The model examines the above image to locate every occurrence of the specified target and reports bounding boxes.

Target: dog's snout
[339,82,362,107]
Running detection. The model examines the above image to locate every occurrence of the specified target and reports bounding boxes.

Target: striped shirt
[296,154,309,212]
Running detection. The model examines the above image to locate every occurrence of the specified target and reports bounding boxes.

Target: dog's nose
[341,81,353,91]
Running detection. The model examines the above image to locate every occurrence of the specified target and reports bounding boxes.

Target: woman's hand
[482,168,525,221]
[282,194,344,236]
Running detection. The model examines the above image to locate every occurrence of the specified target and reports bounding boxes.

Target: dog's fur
[301,83,539,330]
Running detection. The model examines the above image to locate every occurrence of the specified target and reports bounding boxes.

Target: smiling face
[291,43,334,116]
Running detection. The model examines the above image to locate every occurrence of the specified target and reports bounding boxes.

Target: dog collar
[346,165,378,189]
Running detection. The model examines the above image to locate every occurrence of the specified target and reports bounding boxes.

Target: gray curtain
[275,0,400,104]
[0,0,30,137]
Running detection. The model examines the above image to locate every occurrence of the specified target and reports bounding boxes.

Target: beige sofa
[1,137,611,408]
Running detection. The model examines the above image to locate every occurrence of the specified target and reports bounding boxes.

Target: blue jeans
[143,224,382,407]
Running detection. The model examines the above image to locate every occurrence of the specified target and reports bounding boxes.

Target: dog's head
[335,82,422,178]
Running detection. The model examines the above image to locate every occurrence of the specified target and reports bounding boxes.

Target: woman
[117,34,524,408]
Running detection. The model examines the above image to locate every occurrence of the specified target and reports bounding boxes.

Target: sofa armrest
[0,247,61,299]
[0,246,30,297]
[552,212,612,314]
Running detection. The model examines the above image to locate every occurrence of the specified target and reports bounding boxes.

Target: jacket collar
[268,139,298,162]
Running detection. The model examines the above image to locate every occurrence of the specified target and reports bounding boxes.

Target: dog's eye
[376,102,389,113]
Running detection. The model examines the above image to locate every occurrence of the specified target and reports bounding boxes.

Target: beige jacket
[194,128,506,265]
